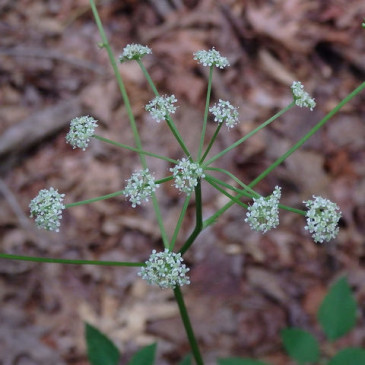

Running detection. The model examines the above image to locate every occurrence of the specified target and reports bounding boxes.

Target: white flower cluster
[170,158,205,193]
[119,44,152,63]
[66,115,98,151]
[138,249,190,289]
[145,95,178,123]
[193,48,230,69]
[303,196,342,243]
[209,99,240,128]
[245,186,281,233]
[291,81,316,111]
[29,187,65,232]
[123,169,159,208]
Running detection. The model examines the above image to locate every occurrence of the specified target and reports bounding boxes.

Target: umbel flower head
[291,81,316,111]
[245,186,281,233]
[138,249,190,289]
[119,44,152,63]
[209,99,240,129]
[123,169,159,208]
[303,195,342,243]
[145,95,177,123]
[193,48,230,69]
[66,115,98,151]
[29,187,65,232]
[170,158,205,193]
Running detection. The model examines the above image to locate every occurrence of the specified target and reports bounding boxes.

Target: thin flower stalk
[90,0,169,247]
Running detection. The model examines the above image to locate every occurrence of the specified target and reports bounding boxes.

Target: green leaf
[318,276,357,340]
[179,353,192,365]
[217,358,270,365]
[128,343,157,365]
[85,323,120,365]
[328,348,365,365]
[281,328,319,363]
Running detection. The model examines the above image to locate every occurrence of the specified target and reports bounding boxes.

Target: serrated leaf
[281,328,319,363]
[85,323,120,365]
[179,353,192,365]
[217,358,270,365]
[328,348,365,365]
[128,343,157,365]
[318,276,357,340]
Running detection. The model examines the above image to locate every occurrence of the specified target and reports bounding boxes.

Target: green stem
[94,135,178,163]
[65,190,125,208]
[200,121,223,163]
[206,174,305,215]
[174,286,204,365]
[156,176,174,184]
[137,59,159,96]
[198,66,213,160]
[90,0,169,248]
[179,181,202,256]
[205,167,260,198]
[0,253,143,267]
[203,102,294,167]
[205,175,248,209]
[137,60,191,158]
[203,81,365,226]
[169,194,191,251]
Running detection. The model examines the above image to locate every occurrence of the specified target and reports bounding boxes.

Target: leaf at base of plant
[318,276,357,341]
[328,348,365,365]
[128,343,157,365]
[281,328,319,363]
[85,322,120,365]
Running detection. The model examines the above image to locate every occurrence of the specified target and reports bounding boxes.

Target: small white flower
[123,169,159,208]
[119,44,152,63]
[303,196,342,243]
[291,81,316,111]
[66,115,98,151]
[193,48,230,69]
[245,186,281,233]
[145,95,177,123]
[138,249,190,289]
[29,187,65,232]
[209,99,240,128]
[170,158,205,193]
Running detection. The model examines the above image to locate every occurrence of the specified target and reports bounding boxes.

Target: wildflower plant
[2,3,365,364]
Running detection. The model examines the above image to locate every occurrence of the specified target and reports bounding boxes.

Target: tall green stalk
[197,66,213,160]
[89,0,169,247]
[0,253,143,267]
[174,286,204,365]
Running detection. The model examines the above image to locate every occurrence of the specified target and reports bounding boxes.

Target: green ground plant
[85,277,365,364]
[1,1,365,364]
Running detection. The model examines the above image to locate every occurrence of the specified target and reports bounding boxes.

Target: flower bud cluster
[303,196,342,243]
[245,186,281,233]
[138,249,190,289]
[291,81,316,111]
[170,158,205,193]
[123,169,159,208]
[119,44,152,63]
[66,116,98,151]
[29,187,65,232]
[193,48,230,69]
[146,95,178,123]
[209,99,240,128]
